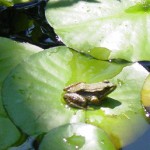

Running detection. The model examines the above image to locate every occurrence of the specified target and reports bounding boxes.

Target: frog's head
[98,80,117,99]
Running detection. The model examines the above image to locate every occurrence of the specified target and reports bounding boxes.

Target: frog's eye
[103,80,109,83]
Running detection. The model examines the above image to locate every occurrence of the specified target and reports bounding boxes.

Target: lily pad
[46,0,150,61]
[39,123,116,150]
[141,74,150,117]
[0,37,42,149]
[0,37,42,116]
[2,46,124,135]
[2,46,149,148]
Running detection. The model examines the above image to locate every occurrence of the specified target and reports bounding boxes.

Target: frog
[63,80,116,109]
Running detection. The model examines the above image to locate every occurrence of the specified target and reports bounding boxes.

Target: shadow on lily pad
[101,97,121,109]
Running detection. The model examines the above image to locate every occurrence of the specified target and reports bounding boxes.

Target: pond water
[0,0,63,49]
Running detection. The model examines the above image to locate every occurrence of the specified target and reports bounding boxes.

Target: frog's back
[63,82,85,93]
[64,81,116,93]
[82,82,112,92]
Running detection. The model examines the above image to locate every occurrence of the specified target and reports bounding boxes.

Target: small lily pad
[0,37,42,149]
[39,123,116,150]
[46,0,150,61]
[141,74,150,117]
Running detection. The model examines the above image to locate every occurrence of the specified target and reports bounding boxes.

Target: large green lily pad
[39,123,116,150]
[2,46,124,134]
[46,0,150,61]
[0,37,42,149]
[2,46,149,148]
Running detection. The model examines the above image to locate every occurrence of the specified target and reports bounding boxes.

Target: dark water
[0,0,64,48]
[139,61,150,72]
[0,1,150,150]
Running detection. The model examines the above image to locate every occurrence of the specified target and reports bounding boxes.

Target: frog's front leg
[63,93,87,109]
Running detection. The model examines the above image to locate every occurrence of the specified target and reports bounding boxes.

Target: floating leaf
[141,74,150,117]
[0,37,42,149]
[39,123,116,150]
[2,46,125,134]
[2,46,149,148]
[46,0,150,61]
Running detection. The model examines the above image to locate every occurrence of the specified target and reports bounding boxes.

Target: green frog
[63,80,116,109]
